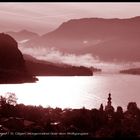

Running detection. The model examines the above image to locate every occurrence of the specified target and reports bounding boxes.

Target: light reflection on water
[0,73,140,111]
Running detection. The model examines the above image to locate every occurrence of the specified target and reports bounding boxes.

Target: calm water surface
[0,73,140,111]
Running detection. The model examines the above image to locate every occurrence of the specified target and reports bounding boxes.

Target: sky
[0,2,140,35]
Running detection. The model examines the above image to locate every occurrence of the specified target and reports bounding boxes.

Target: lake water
[0,73,140,111]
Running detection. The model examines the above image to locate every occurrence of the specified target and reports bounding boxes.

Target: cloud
[19,45,140,72]
[19,46,99,67]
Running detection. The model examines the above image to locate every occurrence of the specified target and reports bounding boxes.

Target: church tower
[107,93,112,107]
[105,93,114,114]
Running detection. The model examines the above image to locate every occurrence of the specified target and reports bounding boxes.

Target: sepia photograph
[0,2,140,138]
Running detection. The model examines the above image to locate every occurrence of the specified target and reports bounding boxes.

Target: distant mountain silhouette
[120,68,140,75]
[25,16,140,62]
[6,30,39,42]
[0,33,37,83]
[23,54,94,76]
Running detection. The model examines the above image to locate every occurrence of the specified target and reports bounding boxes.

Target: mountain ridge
[27,16,140,62]
[6,29,39,42]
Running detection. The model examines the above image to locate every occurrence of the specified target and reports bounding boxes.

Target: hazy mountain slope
[6,29,39,42]
[25,16,140,62]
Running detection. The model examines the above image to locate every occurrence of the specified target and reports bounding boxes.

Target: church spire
[107,93,112,107]
[105,92,114,113]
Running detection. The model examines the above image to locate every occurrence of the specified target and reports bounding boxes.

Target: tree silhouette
[4,92,17,106]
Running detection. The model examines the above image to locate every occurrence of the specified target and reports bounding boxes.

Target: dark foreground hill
[0,33,37,83]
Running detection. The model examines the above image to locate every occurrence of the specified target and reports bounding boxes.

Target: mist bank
[19,46,140,74]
